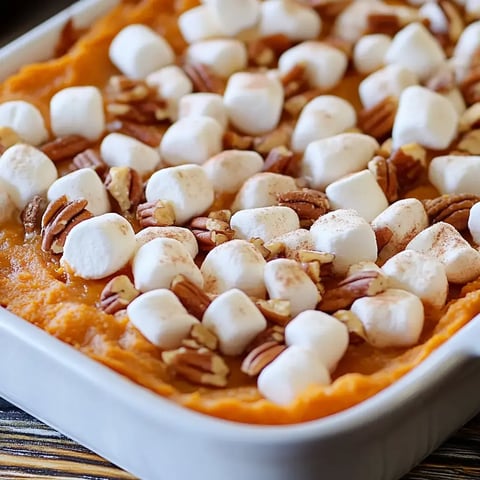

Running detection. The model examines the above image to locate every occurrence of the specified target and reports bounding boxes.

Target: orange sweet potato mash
[1,0,480,425]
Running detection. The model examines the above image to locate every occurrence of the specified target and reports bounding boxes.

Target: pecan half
[278,188,330,227]
[136,200,176,227]
[99,275,139,315]
[438,0,464,44]
[189,215,235,251]
[284,88,323,117]
[358,96,398,140]
[263,146,299,175]
[319,270,388,312]
[387,143,426,191]
[183,63,225,94]
[162,347,229,387]
[104,166,144,213]
[457,129,480,155]
[72,148,108,176]
[255,299,291,326]
[241,341,286,376]
[333,310,368,345]
[41,135,92,162]
[20,195,47,239]
[423,193,480,231]
[106,120,163,147]
[170,274,212,320]
[368,155,399,203]
[253,124,292,155]
[182,323,219,351]
[222,130,253,150]
[246,325,285,353]
[41,196,93,254]
[366,12,402,36]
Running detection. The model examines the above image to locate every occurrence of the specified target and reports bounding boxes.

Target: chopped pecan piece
[373,225,394,251]
[72,148,108,176]
[106,120,163,147]
[297,250,335,282]
[162,347,229,387]
[284,88,323,117]
[105,166,144,213]
[106,99,169,124]
[278,188,330,227]
[251,238,286,261]
[247,34,292,67]
[387,143,426,191]
[182,323,219,351]
[457,129,480,155]
[308,0,352,18]
[437,0,464,44]
[222,130,253,150]
[241,341,287,376]
[246,325,286,353]
[106,75,151,103]
[255,299,291,326]
[423,193,480,231]
[21,195,47,239]
[333,310,368,345]
[366,12,402,35]
[0,126,20,152]
[189,215,235,251]
[281,63,309,98]
[358,96,398,140]
[40,135,92,162]
[99,275,139,315]
[459,102,480,133]
[253,125,293,155]
[41,195,93,254]
[183,63,225,94]
[170,274,212,320]
[425,65,457,93]
[368,155,399,203]
[263,146,299,175]
[136,200,176,227]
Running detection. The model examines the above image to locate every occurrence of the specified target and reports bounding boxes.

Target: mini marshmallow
[270,228,315,258]
[132,237,203,292]
[0,179,15,224]
[278,42,348,90]
[265,259,320,317]
[203,288,267,356]
[201,239,266,297]
[160,116,223,166]
[353,34,391,75]
[291,95,357,153]
[62,213,136,279]
[135,226,199,258]
[127,290,198,350]
[223,72,284,135]
[429,155,480,195]
[146,66,193,120]
[178,5,224,44]
[259,0,321,41]
[231,172,297,211]
[385,23,446,81]
[0,144,57,209]
[310,209,378,275]
[47,168,110,216]
[407,222,480,283]
[359,65,418,110]
[392,86,459,150]
[382,250,448,309]
[351,289,424,348]
[466,0,480,21]
[178,93,228,131]
[371,198,429,264]
[302,133,379,190]
[145,164,214,225]
[258,345,331,405]
[468,202,480,245]
[0,101,48,146]
[203,150,263,194]
[109,24,174,79]
[202,0,260,36]
[186,39,247,78]
[100,133,160,175]
[231,206,300,243]
[50,86,105,141]
[326,170,389,222]
[453,21,480,68]
[285,310,348,372]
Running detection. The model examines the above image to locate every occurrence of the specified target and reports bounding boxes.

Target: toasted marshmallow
[468,202,480,245]
[201,239,266,297]
[265,260,320,317]
[258,345,331,405]
[160,116,223,166]
[203,288,266,356]
[392,86,459,150]
[178,93,228,131]
[146,66,193,121]
[310,209,378,274]
[382,250,448,309]
[127,290,198,350]
[178,5,224,44]
[202,0,260,36]
[407,222,480,283]
[291,95,357,153]
[270,228,315,258]
[232,172,297,211]
[231,206,300,243]
[145,164,214,225]
[429,155,480,195]
[100,133,160,175]
[278,42,348,90]
[203,150,263,194]
[0,144,57,209]
[0,179,15,224]
[47,168,109,216]
[109,24,174,79]
[224,72,284,135]
[285,310,348,372]
[135,226,198,258]
[371,198,429,264]
[385,23,445,81]
[326,170,389,222]
[302,133,379,190]
[50,86,105,141]
[62,213,136,279]
[259,0,321,41]
[132,238,203,292]
[0,101,48,146]
[186,39,247,78]
[351,289,424,348]
[353,34,391,75]
[453,21,480,68]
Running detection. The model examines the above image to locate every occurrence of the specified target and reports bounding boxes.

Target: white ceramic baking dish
[1,2,480,479]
